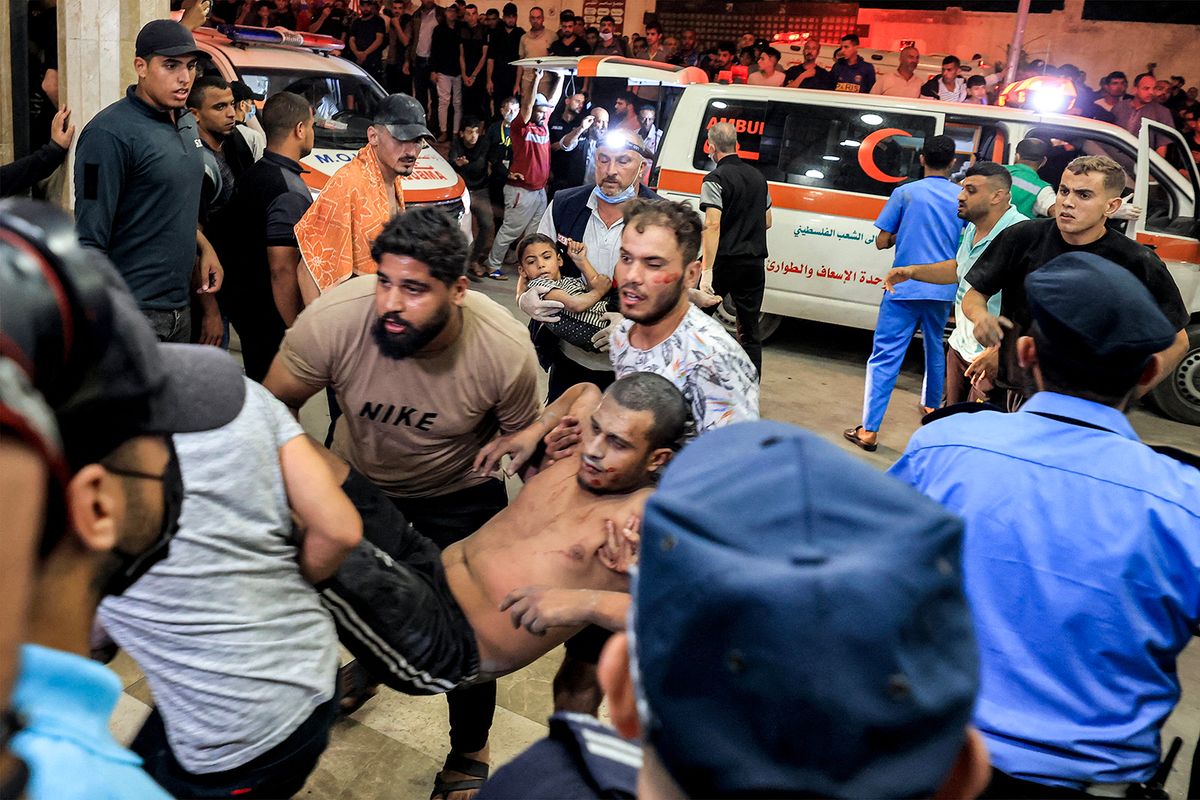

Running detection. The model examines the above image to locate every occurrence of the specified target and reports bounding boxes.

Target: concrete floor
[107,279,1200,798]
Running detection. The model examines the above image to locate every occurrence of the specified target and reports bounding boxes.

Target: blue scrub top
[874,175,965,302]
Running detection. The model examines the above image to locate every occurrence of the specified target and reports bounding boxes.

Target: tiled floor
[107,645,602,799]
[103,279,1200,798]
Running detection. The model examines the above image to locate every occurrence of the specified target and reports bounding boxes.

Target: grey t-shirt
[99,380,339,773]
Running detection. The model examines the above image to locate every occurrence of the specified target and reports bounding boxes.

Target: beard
[620,273,686,326]
[371,305,451,360]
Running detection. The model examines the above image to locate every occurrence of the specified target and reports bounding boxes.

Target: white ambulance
[192,24,471,230]
[520,55,1200,424]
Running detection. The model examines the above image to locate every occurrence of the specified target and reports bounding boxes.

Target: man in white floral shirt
[609,199,759,432]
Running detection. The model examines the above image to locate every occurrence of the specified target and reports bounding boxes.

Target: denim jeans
[142,307,192,344]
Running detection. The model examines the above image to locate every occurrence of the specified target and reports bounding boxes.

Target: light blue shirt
[11,644,171,800]
[874,175,966,302]
[947,204,1026,361]
[889,392,1200,788]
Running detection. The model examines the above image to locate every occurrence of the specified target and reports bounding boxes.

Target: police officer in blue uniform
[892,252,1200,799]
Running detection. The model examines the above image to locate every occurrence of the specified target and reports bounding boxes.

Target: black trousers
[412,57,437,129]
[228,311,284,384]
[132,695,337,798]
[712,255,765,377]
[391,479,508,755]
[980,769,1095,799]
[385,61,412,95]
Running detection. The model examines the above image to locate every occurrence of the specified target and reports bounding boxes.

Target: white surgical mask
[503,108,518,123]
[600,30,613,41]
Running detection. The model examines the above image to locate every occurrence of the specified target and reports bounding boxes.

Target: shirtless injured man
[319,372,689,695]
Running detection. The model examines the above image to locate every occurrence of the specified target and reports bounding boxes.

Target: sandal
[487,269,508,281]
[842,425,878,452]
[430,752,490,799]
[337,660,379,716]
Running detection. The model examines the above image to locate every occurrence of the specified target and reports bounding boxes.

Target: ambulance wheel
[1147,323,1200,426]
[714,296,782,342]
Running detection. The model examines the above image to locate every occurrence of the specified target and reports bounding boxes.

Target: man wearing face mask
[1,201,247,800]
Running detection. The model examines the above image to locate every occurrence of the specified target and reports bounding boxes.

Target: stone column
[58,0,169,207]
[0,1,13,167]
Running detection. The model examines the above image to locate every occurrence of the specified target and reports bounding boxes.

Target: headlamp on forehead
[602,130,652,159]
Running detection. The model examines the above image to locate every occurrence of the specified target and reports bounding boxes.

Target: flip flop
[430,752,490,800]
[842,425,878,452]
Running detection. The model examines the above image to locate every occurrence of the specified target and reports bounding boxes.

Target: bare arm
[961,286,1011,348]
[875,229,896,250]
[883,259,959,292]
[543,284,609,314]
[519,69,543,123]
[702,206,721,268]
[473,381,601,476]
[765,208,773,229]
[280,434,362,585]
[1139,328,1189,395]
[297,256,321,306]
[267,247,304,326]
[500,588,631,634]
[263,355,323,419]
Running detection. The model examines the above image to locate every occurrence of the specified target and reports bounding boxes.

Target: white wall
[858,0,1200,87]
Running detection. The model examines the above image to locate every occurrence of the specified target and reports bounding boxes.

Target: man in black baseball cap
[135,19,206,59]
[74,18,217,343]
[1,199,245,799]
[293,93,433,297]
[373,92,435,143]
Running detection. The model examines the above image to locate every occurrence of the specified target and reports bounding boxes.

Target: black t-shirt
[312,6,347,38]
[549,35,590,57]
[489,25,524,69]
[210,0,241,23]
[783,64,833,89]
[271,9,297,29]
[965,217,1189,391]
[349,15,387,69]
[431,23,462,75]
[460,24,489,73]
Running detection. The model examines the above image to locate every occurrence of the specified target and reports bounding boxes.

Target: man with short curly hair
[263,206,541,792]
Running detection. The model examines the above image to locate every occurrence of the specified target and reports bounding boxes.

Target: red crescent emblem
[857,128,913,184]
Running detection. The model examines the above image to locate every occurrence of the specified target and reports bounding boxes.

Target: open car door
[1133,117,1200,425]
[510,55,708,87]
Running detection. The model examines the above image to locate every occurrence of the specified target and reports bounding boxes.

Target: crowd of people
[2,6,1200,800]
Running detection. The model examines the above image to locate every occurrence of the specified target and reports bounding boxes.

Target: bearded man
[264,205,540,793]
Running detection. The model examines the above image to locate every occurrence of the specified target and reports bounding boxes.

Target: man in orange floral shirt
[295,94,433,300]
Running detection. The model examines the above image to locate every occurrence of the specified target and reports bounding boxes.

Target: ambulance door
[1134,118,1200,425]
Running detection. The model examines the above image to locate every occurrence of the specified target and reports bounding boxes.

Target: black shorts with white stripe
[320,468,480,695]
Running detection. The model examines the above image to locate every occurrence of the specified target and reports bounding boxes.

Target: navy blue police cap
[1025,252,1177,388]
[632,421,978,799]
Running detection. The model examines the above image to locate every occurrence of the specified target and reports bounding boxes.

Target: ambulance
[192,24,471,233]
[519,55,1200,424]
